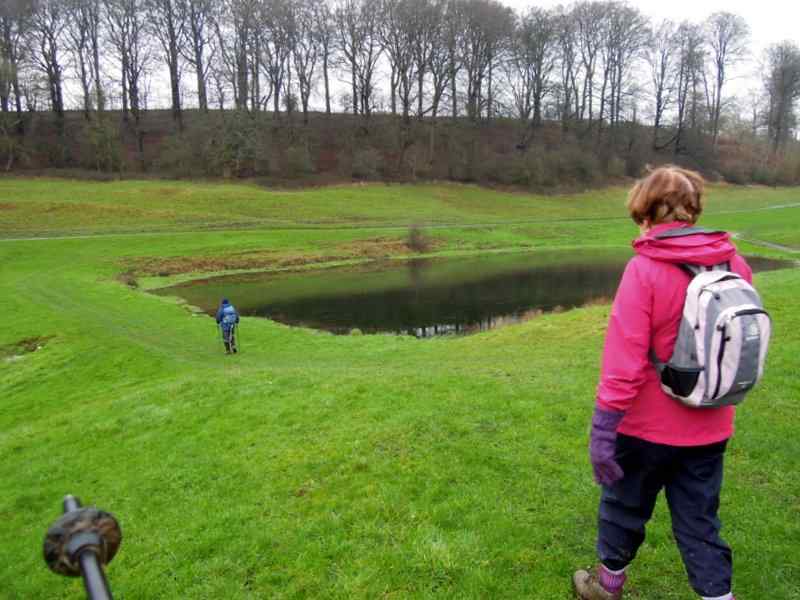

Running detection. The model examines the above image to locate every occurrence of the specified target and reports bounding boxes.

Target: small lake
[154,251,793,337]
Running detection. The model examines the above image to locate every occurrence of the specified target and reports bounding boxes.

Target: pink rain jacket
[596,222,753,446]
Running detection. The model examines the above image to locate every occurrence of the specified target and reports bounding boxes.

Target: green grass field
[1,178,798,599]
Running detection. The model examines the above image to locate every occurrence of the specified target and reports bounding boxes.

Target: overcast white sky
[502,0,800,57]
[497,0,800,103]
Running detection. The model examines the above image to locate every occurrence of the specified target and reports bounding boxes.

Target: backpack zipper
[713,324,728,399]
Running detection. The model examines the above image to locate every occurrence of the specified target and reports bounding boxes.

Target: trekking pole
[44,495,122,600]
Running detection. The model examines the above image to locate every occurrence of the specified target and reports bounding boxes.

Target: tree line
[1,0,799,176]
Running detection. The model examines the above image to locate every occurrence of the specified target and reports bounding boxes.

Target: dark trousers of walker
[597,433,732,598]
[222,326,236,353]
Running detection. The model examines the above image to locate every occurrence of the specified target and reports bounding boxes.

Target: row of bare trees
[1,0,799,153]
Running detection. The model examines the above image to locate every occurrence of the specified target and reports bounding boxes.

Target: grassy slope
[1,177,799,239]
[0,179,798,599]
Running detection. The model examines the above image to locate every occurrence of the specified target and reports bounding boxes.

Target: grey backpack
[651,228,771,408]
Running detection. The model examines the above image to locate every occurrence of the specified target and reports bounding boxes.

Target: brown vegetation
[8,108,797,189]
[123,236,440,278]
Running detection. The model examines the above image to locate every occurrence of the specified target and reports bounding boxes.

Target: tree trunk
[12,76,23,133]
[323,53,331,115]
[169,33,182,131]
[486,59,493,122]
[121,56,130,122]
[273,77,280,117]
[236,46,248,110]
[351,58,357,115]
[390,64,397,115]
[196,65,208,113]
[450,64,457,120]
[417,69,423,120]
[92,36,104,113]
[193,37,208,113]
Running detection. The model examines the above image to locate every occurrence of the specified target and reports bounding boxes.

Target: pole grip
[45,495,120,600]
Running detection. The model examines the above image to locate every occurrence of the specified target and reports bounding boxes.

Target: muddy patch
[1,336,54,362]
[124,237,438,278]
[331,236,441,258]
[0,202,18,211]
[116,270,139,288]
[125,251,321,277]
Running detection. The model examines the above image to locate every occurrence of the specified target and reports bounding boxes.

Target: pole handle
[44,495,121,600]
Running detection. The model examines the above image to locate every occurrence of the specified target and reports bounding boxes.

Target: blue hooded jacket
[215,299,240,329]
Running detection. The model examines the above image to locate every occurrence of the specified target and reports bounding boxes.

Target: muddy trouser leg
[665,441,731,598]
[597,434,671,571]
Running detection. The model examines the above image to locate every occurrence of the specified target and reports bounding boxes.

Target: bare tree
[704,11,749,150]
[554,6,579,128]
[674,21,705,155]
[599,2,647,130]
[312,0,334,115]
[66,0,102,119]
[257,0,292,118]
[216,0,258,111]
[409,0,440,120]
[646,20,677,149]
[572,1,604,124]
[484,1,513,121]
[380,0,415,121]
[290,0,318,124]
[460,0,513,122]
[105,0,150,124]
[30,0,69,119]
[506,6,557,128]
[334,0,361,115]
[334,0,383,117]
[146,0,186,129]
[0,0,32,128]
[183,0,216,113]
[443,0,463,119]
[763,41,800,153]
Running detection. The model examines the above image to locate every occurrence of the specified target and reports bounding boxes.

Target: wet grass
[1,177,799,244]
[0,177,798,599]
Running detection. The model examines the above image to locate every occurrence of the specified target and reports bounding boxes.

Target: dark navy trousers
[597,434,732,597]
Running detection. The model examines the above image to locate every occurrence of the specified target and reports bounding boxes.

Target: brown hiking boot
[573,568,622,600]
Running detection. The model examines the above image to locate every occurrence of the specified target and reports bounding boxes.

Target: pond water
[153,251,793,338]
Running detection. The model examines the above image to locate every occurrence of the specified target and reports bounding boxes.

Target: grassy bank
[0,178,798,598]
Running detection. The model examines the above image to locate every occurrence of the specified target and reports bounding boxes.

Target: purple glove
[590,407,626,487]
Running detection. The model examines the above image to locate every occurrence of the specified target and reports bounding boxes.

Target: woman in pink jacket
[573,166,751,600]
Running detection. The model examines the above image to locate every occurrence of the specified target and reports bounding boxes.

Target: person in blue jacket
[215,298,240,354]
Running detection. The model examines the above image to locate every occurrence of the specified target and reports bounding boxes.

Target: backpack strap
[679,261,732,276]
[649,349,667,374]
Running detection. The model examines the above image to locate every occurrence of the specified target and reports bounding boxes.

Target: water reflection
[154,252,793,338]
[257,260,623,336]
